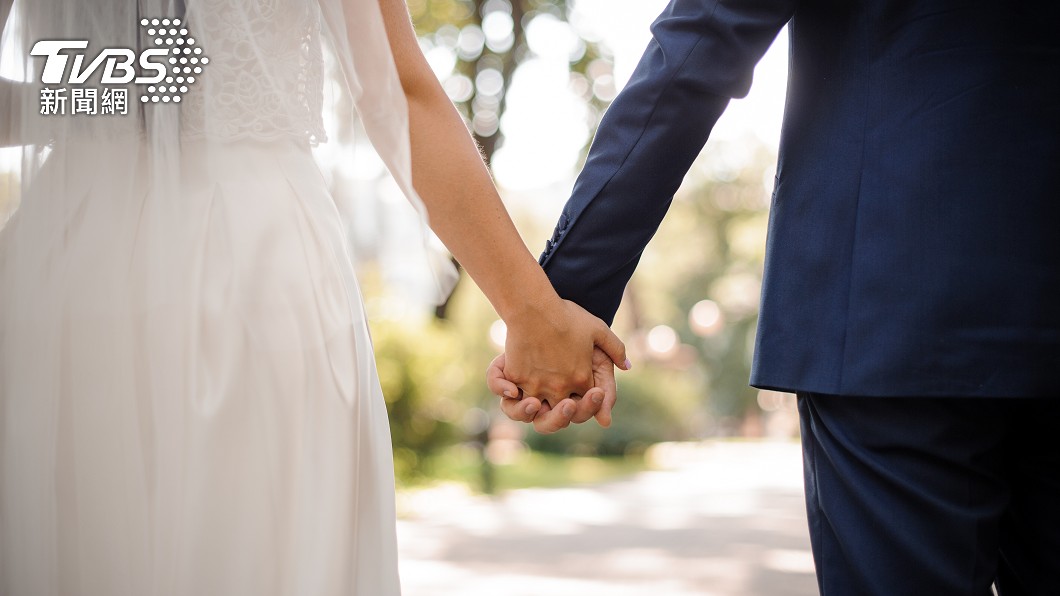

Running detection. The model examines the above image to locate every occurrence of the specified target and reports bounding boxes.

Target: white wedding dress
[0,0,438,593]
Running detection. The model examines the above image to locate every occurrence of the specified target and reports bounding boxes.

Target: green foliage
[371,318,469,481]
[527,366,707,456]
[407,0,476,34]
[424,445,647,491]
[624,138,776,420]
[367,269,514,486]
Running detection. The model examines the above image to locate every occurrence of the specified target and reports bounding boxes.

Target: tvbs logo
[31,41,170,85]
[31,17,208,113]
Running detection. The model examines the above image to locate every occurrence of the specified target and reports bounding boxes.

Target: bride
[0,0,626,593]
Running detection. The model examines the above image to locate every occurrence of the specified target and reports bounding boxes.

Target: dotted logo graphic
[138,18,209,104]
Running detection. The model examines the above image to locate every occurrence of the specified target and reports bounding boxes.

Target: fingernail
[624,358,633,370]
[503,390,514,398]
[525,403,540,415]
[561,403,574,417]
[591,393,603,405]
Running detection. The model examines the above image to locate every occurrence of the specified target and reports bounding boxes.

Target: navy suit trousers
[797,393,1060,595]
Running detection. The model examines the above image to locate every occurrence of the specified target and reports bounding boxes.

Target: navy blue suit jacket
[539,0,1060,397]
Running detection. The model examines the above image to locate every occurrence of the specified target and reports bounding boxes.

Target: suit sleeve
[539,0,796,324]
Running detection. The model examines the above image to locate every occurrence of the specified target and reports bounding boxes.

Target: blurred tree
[370,2,783,484]
[409,0,615,322]
[366,264,511,485]
[407,0,612,165]
[381,0,622,485]
[371,319,466,481]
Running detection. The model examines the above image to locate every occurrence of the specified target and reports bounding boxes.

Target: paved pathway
[397,441,819,596]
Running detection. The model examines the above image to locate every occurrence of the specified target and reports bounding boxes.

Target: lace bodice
[181,0,328,145]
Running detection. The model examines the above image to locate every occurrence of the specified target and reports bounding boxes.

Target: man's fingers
[490,353,546,423]
[532,398,577,434]
[486,354,520,398]
[593,324,630,371]
[500,394,542,423]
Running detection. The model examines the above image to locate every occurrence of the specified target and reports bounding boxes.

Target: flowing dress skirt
[0,138,401,595]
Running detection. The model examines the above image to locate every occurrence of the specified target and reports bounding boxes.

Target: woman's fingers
[486,354,520,398]
[488,344,622,429]
[490,353,543,422]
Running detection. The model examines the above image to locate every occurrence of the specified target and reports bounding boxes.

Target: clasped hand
[486,298,629,434]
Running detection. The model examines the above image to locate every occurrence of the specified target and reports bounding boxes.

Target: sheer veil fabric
[0,0,453,593]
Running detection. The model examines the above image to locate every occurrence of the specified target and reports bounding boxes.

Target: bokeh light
[689,299,724,337]
[646,324,679,357]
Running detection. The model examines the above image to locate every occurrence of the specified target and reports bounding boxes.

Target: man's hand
[487,347,622,433]
[500,298,628,408]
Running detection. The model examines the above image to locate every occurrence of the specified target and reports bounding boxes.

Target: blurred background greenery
[349,0,798,493]
[0,0,798,500]
[0,0,796,494]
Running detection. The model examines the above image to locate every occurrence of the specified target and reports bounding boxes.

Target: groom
[496,0,1060,592]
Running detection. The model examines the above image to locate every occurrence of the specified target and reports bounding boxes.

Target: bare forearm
[376,0,559,322]
[404,88,558,320]
[373,0,628,408]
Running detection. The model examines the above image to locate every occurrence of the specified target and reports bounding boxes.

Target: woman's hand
[487,344,625,434]
[501,297,627,407]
